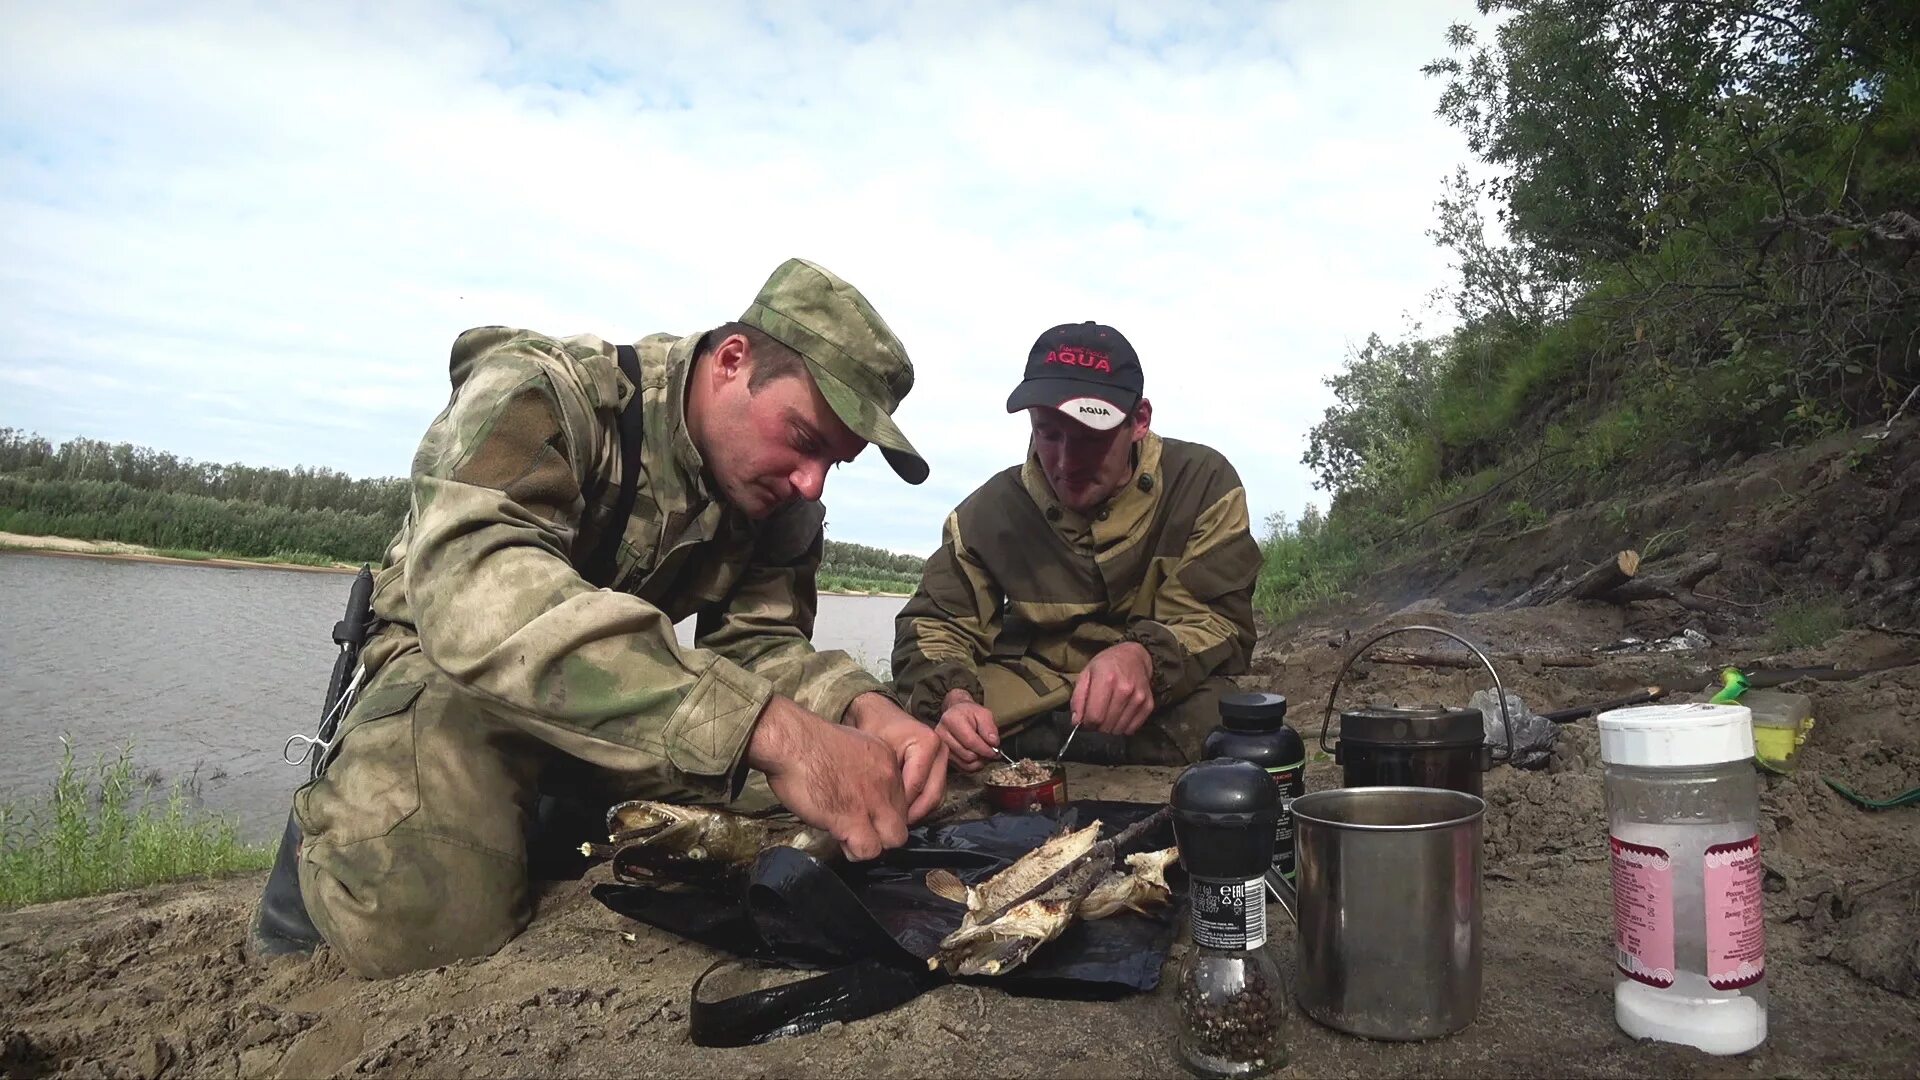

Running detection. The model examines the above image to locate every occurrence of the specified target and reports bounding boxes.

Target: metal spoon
[1054,720,1083,762]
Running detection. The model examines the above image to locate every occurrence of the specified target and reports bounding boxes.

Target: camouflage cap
[740,258,928,485]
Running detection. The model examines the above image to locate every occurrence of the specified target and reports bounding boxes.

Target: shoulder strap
[584,344,647,588]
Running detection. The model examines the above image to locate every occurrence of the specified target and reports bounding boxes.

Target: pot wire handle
[1319,624,1515,764]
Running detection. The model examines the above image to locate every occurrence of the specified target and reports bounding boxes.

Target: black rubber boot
[248,808,324,957]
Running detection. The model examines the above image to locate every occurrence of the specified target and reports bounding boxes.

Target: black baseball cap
[1004,321,1144,431]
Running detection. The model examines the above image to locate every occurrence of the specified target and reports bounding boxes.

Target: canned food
[983,759,1068,812]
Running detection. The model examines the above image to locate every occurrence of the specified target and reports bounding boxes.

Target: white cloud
[0,0,1478,552]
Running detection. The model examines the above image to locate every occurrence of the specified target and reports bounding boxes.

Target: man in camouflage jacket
[893,322,1262,768]
[254,259,946,978]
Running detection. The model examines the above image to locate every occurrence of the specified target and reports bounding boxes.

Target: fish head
[606,800,707,844]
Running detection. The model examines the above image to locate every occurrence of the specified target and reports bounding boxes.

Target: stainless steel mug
[1266,786,1485,1041]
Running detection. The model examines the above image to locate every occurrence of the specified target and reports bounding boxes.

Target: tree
[1423,0,1872,279]
[1303,332,1449,498]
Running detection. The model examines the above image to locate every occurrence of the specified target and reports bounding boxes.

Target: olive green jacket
[892,433,1261,725]
[359,327,884,797]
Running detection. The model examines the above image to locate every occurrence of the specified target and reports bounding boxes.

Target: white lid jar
[1596,703,1767,1056]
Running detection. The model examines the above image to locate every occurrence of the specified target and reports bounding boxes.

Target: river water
[0,552,907,842]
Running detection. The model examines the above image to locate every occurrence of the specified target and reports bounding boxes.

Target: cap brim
[1005,378,1137,432]
[803,357,929,485]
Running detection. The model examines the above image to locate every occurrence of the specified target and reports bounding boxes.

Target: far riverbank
[0,532,912,596]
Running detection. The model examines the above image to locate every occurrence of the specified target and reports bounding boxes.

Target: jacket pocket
[296,680,427,845]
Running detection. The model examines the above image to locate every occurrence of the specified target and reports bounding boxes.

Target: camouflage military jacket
[892,432,1262,725]
[359,326,885,794]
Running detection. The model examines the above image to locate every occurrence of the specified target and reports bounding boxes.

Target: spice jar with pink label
[1597,702,1766,1056]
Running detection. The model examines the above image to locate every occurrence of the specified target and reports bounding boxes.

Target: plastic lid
[1171,759,1278,879]
[1597,702,1755,767]
[1218,691,1288,731]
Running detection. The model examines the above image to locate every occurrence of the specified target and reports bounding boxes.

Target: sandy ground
[0,534,356,576]
[4,607,1916,1079]
[5,429,1917,1078]
[0,533,908,597]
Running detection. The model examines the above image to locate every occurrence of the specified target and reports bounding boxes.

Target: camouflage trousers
[293,646,771,980]
[992,673,1232,766]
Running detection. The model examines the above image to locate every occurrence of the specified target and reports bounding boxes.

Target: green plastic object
[1709,668,1750,704]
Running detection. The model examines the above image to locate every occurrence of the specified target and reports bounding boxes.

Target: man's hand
[936,687,1001,774]
[1071,641,1156,736]
[745,695,908,861]
[847,692,949,822]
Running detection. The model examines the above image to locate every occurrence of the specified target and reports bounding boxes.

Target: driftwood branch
[1371,649,1600,670]
[1508,550,1640,608]
[1667,654,1920,694]
[1540,686,1668,724]
[1606,552,1725,609]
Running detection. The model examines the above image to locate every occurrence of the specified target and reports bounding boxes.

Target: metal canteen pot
[1320,624,1516,797]
[1264,786,1486,1041]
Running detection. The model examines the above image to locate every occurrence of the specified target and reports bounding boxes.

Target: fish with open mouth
[923,809,1176,977]
[581,800,837,888]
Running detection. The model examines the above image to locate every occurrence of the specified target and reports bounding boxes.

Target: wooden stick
[1540,686,1667,723]
[1664,654,1920,694]
[1605,552,1722,604]
[1371,649,1600,669]
[1564,550,1642,600]
[1506,550,1641,609]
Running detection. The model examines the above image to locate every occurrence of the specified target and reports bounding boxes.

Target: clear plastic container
[1598,703,1767,1056]
[1744,690,1814,773]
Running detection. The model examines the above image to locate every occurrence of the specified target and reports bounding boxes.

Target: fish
[1081,847,1179,919]
[582,800,837,887]
[923,808,1175,977]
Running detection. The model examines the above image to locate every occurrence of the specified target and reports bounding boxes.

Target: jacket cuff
[901,661,985,725]
[813,667,893,727]
[663,656,775,788]
[1123,620,1189,702]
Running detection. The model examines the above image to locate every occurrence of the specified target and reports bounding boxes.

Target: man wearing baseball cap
[251,258,946,977]
[893,321,1262,768]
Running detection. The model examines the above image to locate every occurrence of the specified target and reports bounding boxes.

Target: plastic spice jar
[1203,692,1306,883]
[1597,703,1767,1055]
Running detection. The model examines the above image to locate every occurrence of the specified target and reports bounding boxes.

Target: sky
[0,1,1479,558]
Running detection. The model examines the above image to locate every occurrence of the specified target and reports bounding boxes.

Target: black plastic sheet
[593,800,1179,1044]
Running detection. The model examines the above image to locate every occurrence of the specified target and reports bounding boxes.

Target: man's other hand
[935,688,1001,773]
[848,693,949,822]
[746,696,908,861]
[1072,641,1155,736]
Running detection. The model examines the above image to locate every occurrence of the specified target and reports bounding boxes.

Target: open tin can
[982,760,1068,812]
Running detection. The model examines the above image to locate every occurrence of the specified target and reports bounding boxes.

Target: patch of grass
[1254,512,1375,625]
[1768,596,1851,651]
[0,739,274,910]
[150,546,342,568]
[817,572,915,596]
[1642,526,1689,562]
[1504,499,1546,530]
